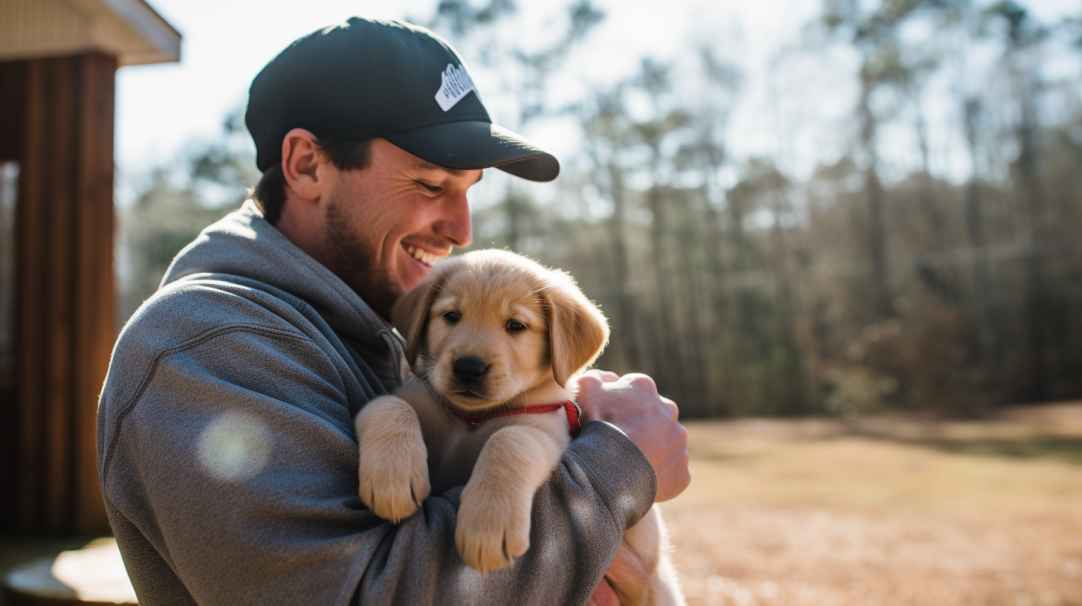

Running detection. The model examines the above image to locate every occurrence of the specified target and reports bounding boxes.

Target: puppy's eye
[506,319,527,332]
[443,311,461,323]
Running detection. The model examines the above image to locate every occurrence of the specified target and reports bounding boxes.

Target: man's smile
[403,243,449,268]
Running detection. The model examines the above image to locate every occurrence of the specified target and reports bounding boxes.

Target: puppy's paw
[455,489,531,573]
[359,442,430,523]
[357,403,430,523]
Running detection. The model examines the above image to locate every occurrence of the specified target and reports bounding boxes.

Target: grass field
[662,404,1082,606]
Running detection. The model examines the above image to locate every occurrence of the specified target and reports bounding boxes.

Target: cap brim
[385,121,560,182]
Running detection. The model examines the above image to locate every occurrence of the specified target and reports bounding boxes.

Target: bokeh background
[3,0,1082,605]
[109,0,1082,418]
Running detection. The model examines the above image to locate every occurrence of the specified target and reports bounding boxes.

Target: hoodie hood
[161,200,405,382]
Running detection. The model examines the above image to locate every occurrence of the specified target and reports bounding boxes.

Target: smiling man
[97,17,688,606]
[270,137,480,320]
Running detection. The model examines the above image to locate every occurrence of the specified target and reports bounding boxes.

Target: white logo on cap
[434,64,476,111]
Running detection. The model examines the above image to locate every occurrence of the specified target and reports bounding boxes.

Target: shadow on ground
[886,436,1082,465]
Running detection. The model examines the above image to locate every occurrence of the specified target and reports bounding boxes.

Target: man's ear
[391,270,445,369]
[281,128,326,202]
[544,272,610,387]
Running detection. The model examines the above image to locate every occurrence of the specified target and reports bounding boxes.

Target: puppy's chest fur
[397,379,573,496]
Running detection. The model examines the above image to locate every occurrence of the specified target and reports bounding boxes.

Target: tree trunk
[647,183,687,401]
[606,162,643,371]
[962,98,1002,395]
[771,191,803,416]
[1016,80,1048,403]
[859,85,893,320]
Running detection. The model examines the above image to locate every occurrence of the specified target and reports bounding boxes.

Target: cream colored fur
[356,250,684,604]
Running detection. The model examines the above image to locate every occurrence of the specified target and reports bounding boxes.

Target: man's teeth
[406,245,444,267]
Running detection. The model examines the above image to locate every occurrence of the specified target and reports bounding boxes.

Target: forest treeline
[119,0,1082,418]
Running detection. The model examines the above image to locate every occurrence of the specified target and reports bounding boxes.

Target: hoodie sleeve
[100,320,656,606]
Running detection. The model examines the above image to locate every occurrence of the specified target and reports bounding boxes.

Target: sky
[115,0,822,200]
[115,0,1078,206]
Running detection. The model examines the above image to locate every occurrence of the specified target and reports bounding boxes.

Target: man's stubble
[323,189,401,320]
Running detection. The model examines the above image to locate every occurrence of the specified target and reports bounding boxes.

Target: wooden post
[0,53,116,534]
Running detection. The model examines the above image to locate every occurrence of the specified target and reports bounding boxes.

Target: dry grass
[662,404,1082,606]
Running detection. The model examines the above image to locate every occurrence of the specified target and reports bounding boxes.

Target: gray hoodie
[97,201,656,605]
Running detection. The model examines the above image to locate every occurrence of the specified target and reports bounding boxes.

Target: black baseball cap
[245,17,559,182]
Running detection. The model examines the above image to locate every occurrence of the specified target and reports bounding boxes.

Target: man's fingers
[675,449,692,494]
[656,432,692,502]
[604,540,650,589]
[661,397,679,421]
[624,373,658,394]
[597,370,621,383]
[576,373,603,393]
[587,578,621,606]
[574,374,607,423]
[576,369,691,503]
[583,369,620,383]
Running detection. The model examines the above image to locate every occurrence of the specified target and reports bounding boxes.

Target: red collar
[451,400,582,437]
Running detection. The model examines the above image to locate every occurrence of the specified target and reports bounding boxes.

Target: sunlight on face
[197,412,272,481]
[319,139,477,319]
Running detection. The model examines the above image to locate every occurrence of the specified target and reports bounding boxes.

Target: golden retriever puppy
[355,250,683,606]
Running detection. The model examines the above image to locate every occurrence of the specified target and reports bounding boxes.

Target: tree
[117,112,258,324]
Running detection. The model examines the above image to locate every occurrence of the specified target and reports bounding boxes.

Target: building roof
[0,0,181,66]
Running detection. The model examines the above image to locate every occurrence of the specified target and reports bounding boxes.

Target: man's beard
[323,192,401,320]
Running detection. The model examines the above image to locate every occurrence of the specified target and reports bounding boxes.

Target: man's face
[319,139,480,318]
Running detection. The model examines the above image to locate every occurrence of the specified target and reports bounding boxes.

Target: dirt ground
[661,404,1082,606]
[4,406,1080,605]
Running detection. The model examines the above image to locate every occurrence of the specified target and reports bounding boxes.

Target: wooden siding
[0,53,115,534]
[0,0,94,60]
[0,0,181,66]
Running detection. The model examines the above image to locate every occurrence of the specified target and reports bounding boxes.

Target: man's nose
[435,189,472,247]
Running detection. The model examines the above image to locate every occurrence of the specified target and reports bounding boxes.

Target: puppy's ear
[544,272,610,387]
[391,273,442,369]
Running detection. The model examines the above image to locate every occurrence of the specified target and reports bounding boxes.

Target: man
[98,17,688,605]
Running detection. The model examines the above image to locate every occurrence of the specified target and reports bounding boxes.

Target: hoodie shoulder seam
[100,323,317,490]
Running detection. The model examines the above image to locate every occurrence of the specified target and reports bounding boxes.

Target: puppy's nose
[453,356,489,384]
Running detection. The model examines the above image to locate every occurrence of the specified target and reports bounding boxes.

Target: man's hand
[588,535,657,606]
[587,578,621,606]
[575,370,690,502]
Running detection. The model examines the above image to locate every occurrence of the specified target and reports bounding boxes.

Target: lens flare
[197,411,271,481]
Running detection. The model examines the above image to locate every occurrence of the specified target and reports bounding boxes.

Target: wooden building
[0,0,180,534]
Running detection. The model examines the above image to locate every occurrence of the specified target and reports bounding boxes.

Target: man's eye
[506,319,527,332]
[417,181,443,194]
[443,311,461,323]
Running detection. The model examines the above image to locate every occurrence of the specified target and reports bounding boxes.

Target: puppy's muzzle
[452,356,490,385]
